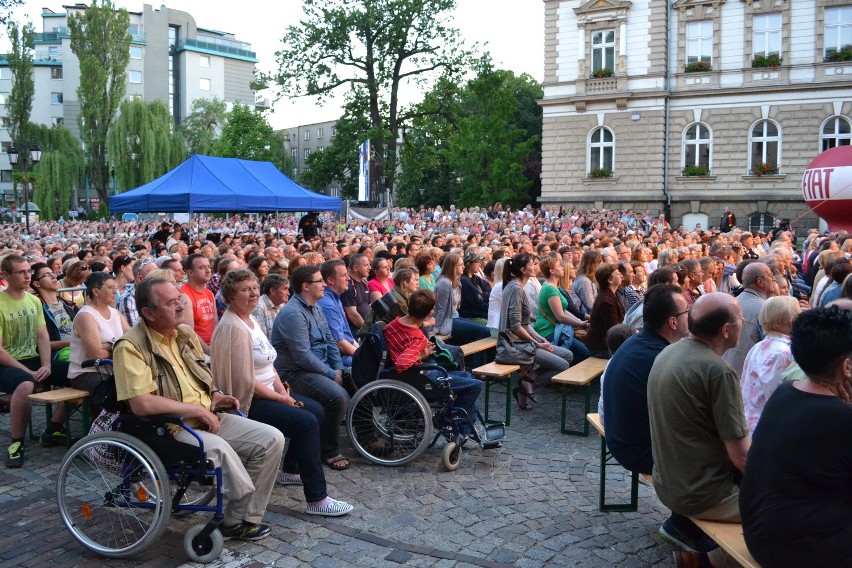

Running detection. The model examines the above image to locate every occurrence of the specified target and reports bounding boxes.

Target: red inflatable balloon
[802,146,852,231]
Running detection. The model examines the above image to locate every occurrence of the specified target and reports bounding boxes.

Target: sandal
[323,454,350,471]
[512,387,532,411]
[520,376,538,403]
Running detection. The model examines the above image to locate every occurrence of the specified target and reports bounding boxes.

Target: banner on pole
[358,140,369,202]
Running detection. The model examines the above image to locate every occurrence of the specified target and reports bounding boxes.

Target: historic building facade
[540,0,852,232]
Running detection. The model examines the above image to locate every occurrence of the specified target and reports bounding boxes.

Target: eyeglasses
[672,308,690,318]
[36,272,57,280]
[10,269,30,277]
[308,278,325,284]
[80,266,91,272]
[140,258,154,267]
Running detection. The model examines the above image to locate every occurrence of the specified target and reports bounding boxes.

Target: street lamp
[7,143,41,235]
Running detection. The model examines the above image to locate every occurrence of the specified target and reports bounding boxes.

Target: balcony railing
[179,37,255,59]
[586,77,618,93]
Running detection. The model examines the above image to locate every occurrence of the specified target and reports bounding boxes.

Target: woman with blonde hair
[740,295,802,430]
[59,260,91,308]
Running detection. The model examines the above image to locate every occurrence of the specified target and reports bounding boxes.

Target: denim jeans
[427,370,483,436]
[248,395,327,503]
[450,318,491,367]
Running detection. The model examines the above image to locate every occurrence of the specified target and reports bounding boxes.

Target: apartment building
[280,120,341,196]
[0,2,263,207]
[540,0,852,232]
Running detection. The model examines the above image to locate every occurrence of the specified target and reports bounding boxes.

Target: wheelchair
[56,360,226,563]
[345,327,507,471]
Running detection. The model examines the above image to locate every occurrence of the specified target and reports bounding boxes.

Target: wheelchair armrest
[406,364,450,379]
[121,413,186,427]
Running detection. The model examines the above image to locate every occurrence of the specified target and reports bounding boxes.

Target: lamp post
[7,143,41,235]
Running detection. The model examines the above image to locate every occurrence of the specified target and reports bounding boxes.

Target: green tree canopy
[29,123,85,219]
[272,0,473,202]
[180,97,228,155]
[211,103,293,174]
[5,20,34,204]
[396,66,543,209]
[107,99,186,193]
[68,0,131,204]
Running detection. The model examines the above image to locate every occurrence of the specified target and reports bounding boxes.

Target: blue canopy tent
[108,154,341,213]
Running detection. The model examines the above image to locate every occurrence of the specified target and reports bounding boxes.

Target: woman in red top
[383,290,482,436]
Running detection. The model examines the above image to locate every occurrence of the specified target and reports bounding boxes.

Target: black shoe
[220,521,271,541]
[40,429,72,447]
[5,441,23,468]
[660,518,718,553]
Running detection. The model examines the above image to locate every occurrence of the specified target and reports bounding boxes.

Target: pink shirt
[740,332,793,431]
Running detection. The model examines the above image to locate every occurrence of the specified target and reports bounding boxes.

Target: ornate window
[588,126,615,173]
[749,120,781,173]
[821,116,852,151]
[683,123,712,168]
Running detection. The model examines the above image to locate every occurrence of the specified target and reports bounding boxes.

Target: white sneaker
[304,498,354,517]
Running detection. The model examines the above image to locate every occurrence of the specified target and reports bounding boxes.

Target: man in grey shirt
[271,265,350,471]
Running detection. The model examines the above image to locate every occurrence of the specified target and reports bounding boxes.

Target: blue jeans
[428,370,483,436]
[450,318,491,367]
[248,395,327,503]
[545,333,591,365]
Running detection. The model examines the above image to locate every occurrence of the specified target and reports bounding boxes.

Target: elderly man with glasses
[119,257,157,327]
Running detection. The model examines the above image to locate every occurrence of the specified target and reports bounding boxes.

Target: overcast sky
[5,0,544,129]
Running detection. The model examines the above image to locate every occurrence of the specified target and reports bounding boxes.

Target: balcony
[177,37,256,61]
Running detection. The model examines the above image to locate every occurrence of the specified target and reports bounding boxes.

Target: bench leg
[598,433,639,512]
[28,401,54,442]
[561,384,592,436]
[482,376,512,427]
[62,399,91,446]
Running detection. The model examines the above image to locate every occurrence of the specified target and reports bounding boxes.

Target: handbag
[426,336,462,371]
[494,281,536,366]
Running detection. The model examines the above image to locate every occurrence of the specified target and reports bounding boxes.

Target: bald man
[723,262,774,377]
[648,293,750,568]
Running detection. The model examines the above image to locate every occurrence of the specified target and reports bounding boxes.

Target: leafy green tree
[212,103,293,173]
[29,124,85,219]
[107,99,186,193]
[5,20,34,204]
[180,97,228,155]
[0,1,23,26]
[68,0,131,204]
[272,0,473,201]
[397,67,542,209]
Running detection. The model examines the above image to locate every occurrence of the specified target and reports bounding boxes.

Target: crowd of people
[0,204,850,556]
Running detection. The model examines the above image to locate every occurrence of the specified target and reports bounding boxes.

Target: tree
[212,103,293,174]
[272,0,473,202]
[397,67,543,209]
[108,99,186,193]
[29,124,85,219]
[180,97,228,155]
[5,20,35,204]
[0,1,23,27]
[68,0,131,204]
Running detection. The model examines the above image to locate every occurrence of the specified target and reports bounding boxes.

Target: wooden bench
[587,413,645,512]
[28,387,92,446]
[472,362,520,426]
[552,357,607,435]
[460,337,497,357]
[690,519,761,568]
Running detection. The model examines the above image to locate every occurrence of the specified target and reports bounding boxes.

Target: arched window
[821,116,852,151]
[588,127,615,174]
[683,123,712,169]
[749,120,780,172]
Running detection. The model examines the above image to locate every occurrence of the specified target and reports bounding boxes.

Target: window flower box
[681,165,711,177]
[750,161,779,176]
[591,68,614,79]
[588,167,613,178]
[752,54,782,69]
[824,47,852,62]
[684,60,712,73]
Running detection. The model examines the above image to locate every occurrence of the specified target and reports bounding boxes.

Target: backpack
[348,322,390,396]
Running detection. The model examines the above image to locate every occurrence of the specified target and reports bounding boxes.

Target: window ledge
[675,175,717,182]
[741,174,787,181]
[582,176,619,184]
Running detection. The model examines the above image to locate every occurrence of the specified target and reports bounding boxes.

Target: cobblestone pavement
[0,382,677,567]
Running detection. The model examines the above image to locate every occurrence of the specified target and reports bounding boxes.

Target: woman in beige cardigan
[211,270,353,517]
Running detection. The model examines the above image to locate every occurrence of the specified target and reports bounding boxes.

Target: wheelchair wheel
[184,524,223,564]
[347,379,433,466]
[441,441,462,472]
[57,432,171,558]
